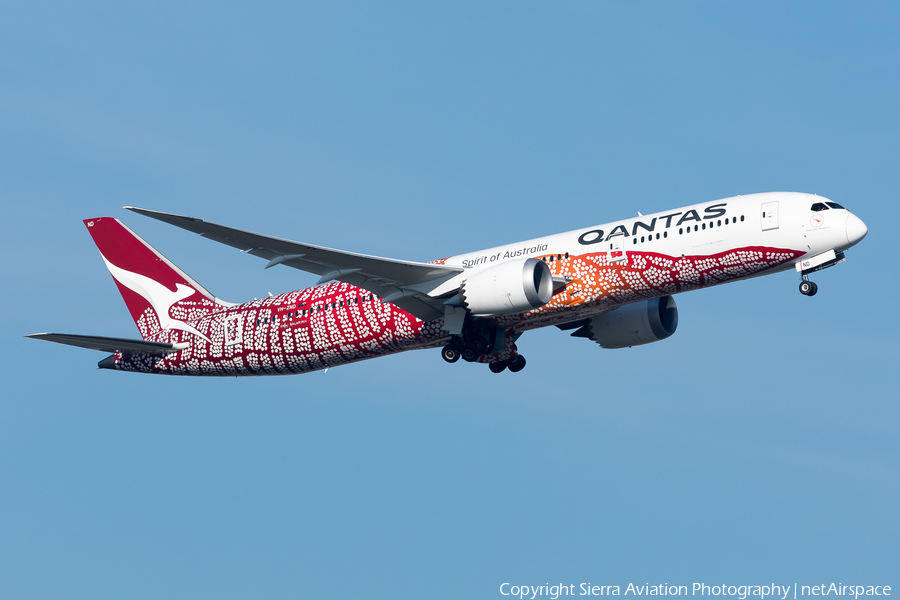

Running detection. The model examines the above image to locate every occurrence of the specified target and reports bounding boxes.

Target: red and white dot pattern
[110,245,803,375]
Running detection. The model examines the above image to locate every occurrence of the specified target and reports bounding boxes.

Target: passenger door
[760,201,779,231]
[608,236,628,264]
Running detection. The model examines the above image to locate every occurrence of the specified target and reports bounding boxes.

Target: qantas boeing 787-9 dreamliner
[28,192,867,375]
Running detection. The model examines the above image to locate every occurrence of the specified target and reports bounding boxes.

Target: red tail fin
[84,217,230,341]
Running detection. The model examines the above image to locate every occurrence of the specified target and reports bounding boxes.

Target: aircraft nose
[845,213,868,247]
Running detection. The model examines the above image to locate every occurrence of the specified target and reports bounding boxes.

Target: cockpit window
[825,202,845,210]
[811,202,828,212]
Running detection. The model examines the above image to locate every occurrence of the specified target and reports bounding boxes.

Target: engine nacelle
[577,295,678,348]
[460,258,554,317]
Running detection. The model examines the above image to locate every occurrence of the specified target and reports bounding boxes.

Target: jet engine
[460,258,554,317]
[574,295,678,348]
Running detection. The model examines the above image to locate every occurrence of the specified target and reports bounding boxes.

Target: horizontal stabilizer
[26,333,187,355]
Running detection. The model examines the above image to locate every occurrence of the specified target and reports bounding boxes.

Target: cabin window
[633,238,637,245]
[641,236,645,243]
[694,225,699,231]
[565,252,569,258]
[702,223,706,230]
[663,231,667,238]
[740,215,745,222]
[725,218,729,224]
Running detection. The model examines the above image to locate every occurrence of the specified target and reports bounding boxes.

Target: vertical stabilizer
[84,217,230,341]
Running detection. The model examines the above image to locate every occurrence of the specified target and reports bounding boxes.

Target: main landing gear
[441,346,461,363]
[485,355,527,374]
[440,336,489,364]
[799,275,818,297]
[443,349,526,373]
[440,314,527,373]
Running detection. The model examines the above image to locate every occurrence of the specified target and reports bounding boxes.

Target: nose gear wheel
[799,278,818,296]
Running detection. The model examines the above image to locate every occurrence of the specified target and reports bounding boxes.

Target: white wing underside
[126,207,464,321]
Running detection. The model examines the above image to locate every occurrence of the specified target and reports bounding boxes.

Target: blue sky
[1,2,897,598]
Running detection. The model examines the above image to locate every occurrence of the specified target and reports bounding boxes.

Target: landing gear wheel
[461,339,485,362]
[799,281,818,296]
[508,355,527,373]
[441,346,460,363]
[489,361,507,374]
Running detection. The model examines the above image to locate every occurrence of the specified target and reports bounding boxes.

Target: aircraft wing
[126,207,464,321]
[26,333,186,354]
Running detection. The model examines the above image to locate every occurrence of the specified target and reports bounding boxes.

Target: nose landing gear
[799,276,818,297]
[795,249,846,297]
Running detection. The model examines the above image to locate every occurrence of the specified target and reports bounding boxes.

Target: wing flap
[26,333,186,355]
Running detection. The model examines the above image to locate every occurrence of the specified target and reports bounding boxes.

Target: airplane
[27,191,867,375]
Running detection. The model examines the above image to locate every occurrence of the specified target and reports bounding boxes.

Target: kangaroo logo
[101,255,212,343]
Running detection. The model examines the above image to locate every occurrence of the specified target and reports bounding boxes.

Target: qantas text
[577,203,728,246]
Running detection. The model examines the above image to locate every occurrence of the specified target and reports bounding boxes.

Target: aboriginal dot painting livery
[29,192,868,375]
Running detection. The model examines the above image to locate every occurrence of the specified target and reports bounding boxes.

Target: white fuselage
[449,192,860,280]
[100,192,868,375]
